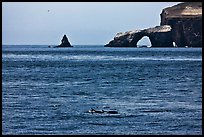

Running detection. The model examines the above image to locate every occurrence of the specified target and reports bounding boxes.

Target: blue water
[2,45,202,135]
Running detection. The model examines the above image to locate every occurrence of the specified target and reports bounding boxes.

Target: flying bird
[193,32,199,37]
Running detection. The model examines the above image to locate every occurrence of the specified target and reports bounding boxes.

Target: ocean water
[2,45,202,135]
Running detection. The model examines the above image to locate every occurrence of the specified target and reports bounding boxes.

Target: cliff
[160,2,202,47]
[105,2,202,48]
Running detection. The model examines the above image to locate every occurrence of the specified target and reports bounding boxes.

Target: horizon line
[2,44,106,46]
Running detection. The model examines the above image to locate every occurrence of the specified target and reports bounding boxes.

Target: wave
[2,54,202,62]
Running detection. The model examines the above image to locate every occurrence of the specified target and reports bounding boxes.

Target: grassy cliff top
[162,2,202,17]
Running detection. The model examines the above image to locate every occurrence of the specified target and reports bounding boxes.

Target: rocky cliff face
[160,2,202,47]
[105,25,173,47]
[105,2,202,48]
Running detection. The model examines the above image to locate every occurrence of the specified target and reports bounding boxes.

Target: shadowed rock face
[160,2,202,47]
[105,25,173,47]
[55,35,72,47]
[105,2,202,48]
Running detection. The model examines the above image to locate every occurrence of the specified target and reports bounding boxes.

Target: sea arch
[130,32,154,47]
[129,31,173,47]
[136,36,152,47]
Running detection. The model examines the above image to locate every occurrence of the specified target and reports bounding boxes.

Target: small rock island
[54,34,72,48]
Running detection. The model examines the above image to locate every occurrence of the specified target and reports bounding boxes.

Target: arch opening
[137,36,152,47]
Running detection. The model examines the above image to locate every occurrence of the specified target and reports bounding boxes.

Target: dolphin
[88,108,118,114]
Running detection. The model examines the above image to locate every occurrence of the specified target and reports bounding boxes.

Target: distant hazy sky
[2,2,180,45]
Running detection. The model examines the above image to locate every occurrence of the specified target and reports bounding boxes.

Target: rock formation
[105,2,202,48]
[105,25,173,47]
[55,34,72,47]
[160,2,202,47]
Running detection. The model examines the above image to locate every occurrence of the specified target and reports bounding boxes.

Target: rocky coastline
[105,2,202,48]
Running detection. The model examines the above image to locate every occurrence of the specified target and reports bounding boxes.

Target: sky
[2,2,181,45]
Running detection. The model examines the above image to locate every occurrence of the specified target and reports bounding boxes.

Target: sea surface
[2,45,202,135]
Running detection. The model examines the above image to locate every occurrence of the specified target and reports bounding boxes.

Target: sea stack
[55,34,72,47]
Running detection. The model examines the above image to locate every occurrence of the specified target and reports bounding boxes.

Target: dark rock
[160,2,202,47]
[105,25,173,47]
[55,34,72,48]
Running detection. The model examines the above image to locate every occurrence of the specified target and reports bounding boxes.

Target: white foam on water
[3,54,202,62]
